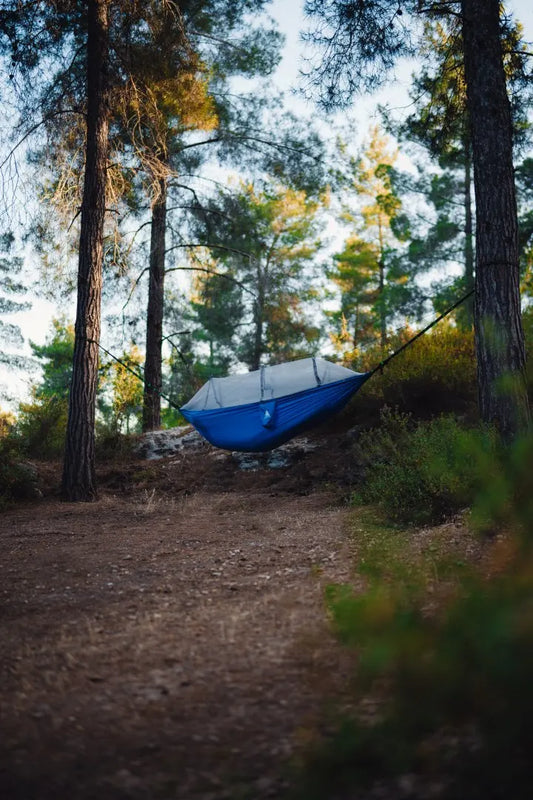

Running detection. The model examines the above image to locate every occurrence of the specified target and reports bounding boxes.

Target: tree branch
[0,109,82,173]
[188,30,246,52]
[165,264,256,297]
[165,242,254,261]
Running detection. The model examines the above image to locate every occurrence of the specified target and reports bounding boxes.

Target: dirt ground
[0,429,367,800]
[0,427,483,800]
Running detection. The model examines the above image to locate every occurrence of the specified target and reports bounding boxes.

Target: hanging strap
[82,287,475,409]
[84,338,182,410]
[367,288,475,378]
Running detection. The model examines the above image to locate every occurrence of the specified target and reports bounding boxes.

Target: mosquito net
[181,357,360,412]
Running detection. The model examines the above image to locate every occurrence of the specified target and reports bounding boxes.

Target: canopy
[180,357,370,452]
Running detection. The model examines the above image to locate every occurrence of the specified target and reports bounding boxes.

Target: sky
[269,0,533,125]
[2,0,533,404]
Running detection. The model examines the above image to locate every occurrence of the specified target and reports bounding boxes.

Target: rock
[135,427,206,459]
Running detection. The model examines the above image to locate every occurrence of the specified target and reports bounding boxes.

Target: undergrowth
[16,396,68,459]
[291,430,533,800]
[355,408,498,526]
[0,419,40,507]
[349,323,478,424]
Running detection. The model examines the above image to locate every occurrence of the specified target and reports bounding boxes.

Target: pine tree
[304,0,530,439]
[330,127,409,354]
[102,346,143,435]
[391,13,530,327]
[131,3,283,431]
[30,319,75,401]
[16,319,74,459]
[191,181,325,370]
[0,1,285,492]
[188,259,244,374]
[0,232,31,401]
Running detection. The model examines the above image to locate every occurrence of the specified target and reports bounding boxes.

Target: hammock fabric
[180,357,370,452]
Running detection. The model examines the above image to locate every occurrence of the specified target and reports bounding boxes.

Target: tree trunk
[378,257,386,351]
[142,176,167,432]
[462,135,475,327]
[251,262,265,371]
[461,0,530,439]
[62,0,109,501]
[377,217,387,351]
[353,304,360,351]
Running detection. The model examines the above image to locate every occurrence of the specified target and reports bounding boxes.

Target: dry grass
[0,488,354,800]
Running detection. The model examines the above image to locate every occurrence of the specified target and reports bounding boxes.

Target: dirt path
[1,479,356,799]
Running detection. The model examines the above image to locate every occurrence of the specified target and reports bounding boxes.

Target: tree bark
[378,256,386,351]
[462,135,474,327]
[251,261,265,371]
[461,0,529,439]
[142,176,167,432]
[62,0,109,501]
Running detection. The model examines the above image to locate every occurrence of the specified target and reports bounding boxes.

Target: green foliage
[0,413,40,507]
[522,305,533,397]
[517,158,533,285]
[163,335,207,416]
[356,409,496,525]
[0,232,32,398]
[18,321,147,453]
[30,318,74,400]
[191,180,325,369]
[470,432,533,540]
[330,127,423,356]
[98,348,144,435]
[293,426,533,800]
[94,425,138,462]
[188,268,244,371]
[388,13,530,328]
[300,562,533,799]
[16,395,68,459]
[12,319,74,459]
[348,322,477,425]
[0,408,15,438]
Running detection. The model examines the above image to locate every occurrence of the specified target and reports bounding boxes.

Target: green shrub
[356,408,497,525]
[299,559,533,800]
[340,323,477,428]
[16,395,68,459]
[95,421,138,461]
[0,434,40,507]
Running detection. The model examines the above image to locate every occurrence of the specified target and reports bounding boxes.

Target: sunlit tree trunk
[378,259,386,351]
[142,176,167,432]
[62,0,109,501]
[377,217,386,351]
[461,0,529,439]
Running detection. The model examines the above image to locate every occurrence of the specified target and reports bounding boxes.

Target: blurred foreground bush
[294,430,533,800]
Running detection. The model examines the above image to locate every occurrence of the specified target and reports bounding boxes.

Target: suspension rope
[82,288,475,411]
[366,288,475,379]
[84,338,182,411]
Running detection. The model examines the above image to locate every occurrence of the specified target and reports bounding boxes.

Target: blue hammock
[180,357,370,452]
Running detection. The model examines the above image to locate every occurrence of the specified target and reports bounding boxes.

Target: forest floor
[0,425,486,800]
